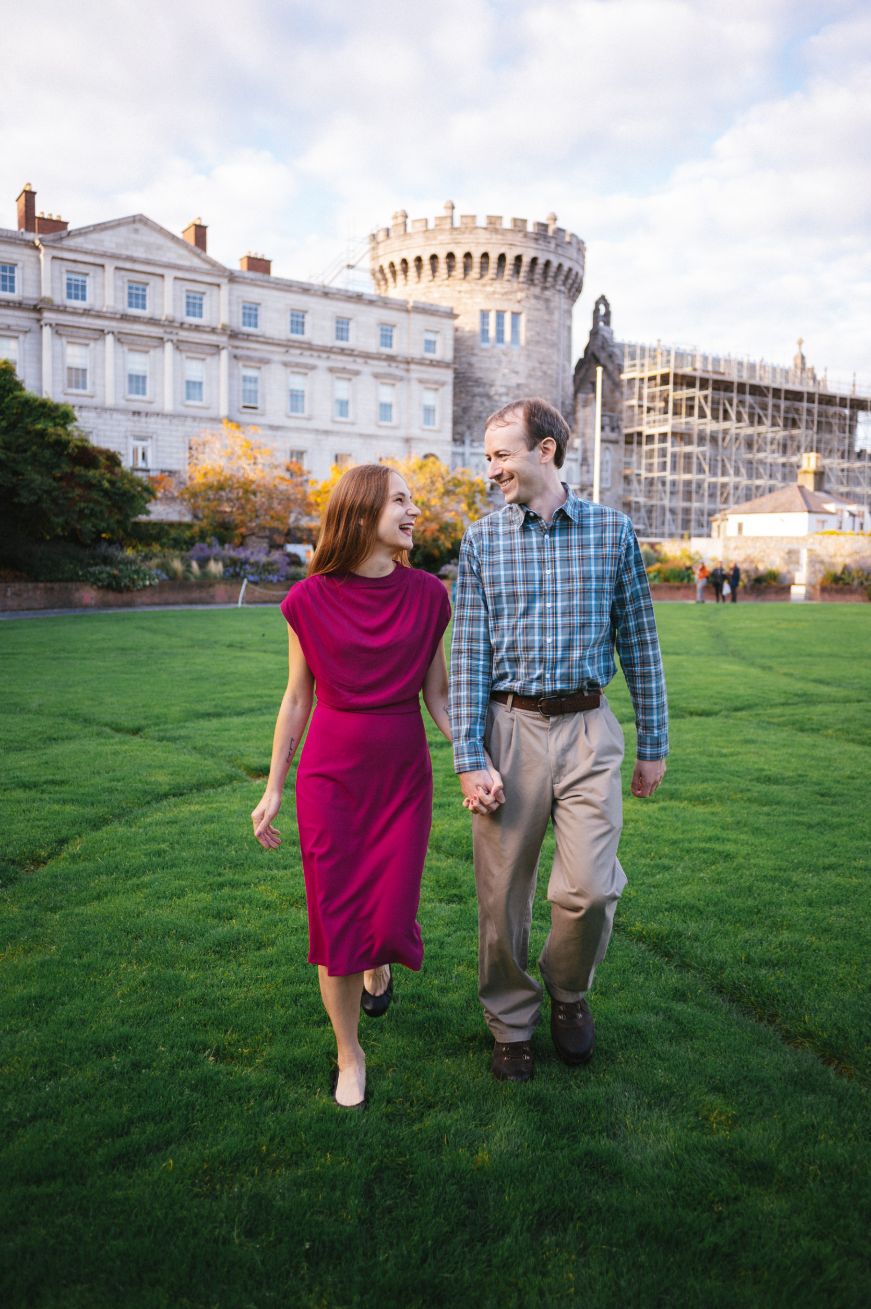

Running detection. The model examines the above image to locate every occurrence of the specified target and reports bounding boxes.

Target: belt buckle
[537,695,554,718]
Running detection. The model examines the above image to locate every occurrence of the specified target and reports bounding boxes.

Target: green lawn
[1,604,869,1309]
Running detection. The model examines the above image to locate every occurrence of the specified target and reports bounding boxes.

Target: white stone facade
[0,210,454,481]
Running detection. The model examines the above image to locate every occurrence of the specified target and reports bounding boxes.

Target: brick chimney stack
[798,451,825,492]
[182,219,208,252]
[240,253,271,275]
[17,184,36,232]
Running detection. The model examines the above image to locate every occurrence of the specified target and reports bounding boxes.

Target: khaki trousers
[472,697,627,1041]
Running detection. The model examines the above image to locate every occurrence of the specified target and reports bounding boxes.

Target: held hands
[459,767,506,816]
[630,758,667,798]
[251,789,283,849]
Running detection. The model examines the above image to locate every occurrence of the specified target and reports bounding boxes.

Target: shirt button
[547,637,553,643]
[545,570,551,576]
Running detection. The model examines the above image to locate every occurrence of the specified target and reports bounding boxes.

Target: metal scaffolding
[621,343,871,538]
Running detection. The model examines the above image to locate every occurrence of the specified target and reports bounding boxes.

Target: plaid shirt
[450,487,668,772]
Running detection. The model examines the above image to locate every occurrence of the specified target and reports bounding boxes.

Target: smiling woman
[250,465,467,1109]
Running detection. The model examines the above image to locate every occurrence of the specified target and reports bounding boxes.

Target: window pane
[479,310,490,345]
[0,264,17,294]
[66,342,89,390]
[379,324,395,349]
[288,449,306,467]
[131,443,151,469]
[66,273,88,302]
[185,357,204,403]
[495,311,505,345]
[241,369,260,408]
[288,376,306,415]
[334,378,350,419]
[242,302,259,329]
[423,331,437,355]
[127,282,148,311]
[335,317,350,342]
[0,336,18,366]
[289,310,306,336]
[127,351,149,397]
[511,312,521,346]
[185,291,205,319]
[422,387,437,428]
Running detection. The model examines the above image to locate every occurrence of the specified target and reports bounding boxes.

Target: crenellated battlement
[369,201,584,298]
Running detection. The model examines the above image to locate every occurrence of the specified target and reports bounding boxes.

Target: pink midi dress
[281,567,451,976]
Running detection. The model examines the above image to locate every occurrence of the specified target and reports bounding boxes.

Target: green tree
[0,361,153,549]
[180,420,311,545]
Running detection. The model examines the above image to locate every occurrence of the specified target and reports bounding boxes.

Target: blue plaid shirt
[450,487,668,772]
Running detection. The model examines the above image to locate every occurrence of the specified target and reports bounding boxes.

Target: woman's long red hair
[308,464,410,578]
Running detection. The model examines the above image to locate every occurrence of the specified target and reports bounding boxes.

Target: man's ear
[538,437,557,464]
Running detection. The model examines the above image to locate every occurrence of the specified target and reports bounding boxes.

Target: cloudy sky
[4,0,869,383]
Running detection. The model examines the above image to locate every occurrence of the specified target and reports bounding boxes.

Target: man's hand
[459,768,505,814]
[630,758,667,798]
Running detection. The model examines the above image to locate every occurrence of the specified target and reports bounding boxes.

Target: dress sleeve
[280,584,300,632]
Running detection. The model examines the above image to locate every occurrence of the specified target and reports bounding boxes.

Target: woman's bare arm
[422,641,504,810]
[251,627,314,849]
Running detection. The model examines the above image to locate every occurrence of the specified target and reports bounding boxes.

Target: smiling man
[450,397,668,1082]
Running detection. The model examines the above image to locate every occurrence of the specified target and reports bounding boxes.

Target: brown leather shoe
[550,997,595,1066]
[491,1039,534,1082]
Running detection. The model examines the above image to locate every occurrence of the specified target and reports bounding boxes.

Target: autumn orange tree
[180,421,311,545]
[309,455,490,572]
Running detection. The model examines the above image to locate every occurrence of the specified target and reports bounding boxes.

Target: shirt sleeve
[611,523,669,760]
[449,532,492,774]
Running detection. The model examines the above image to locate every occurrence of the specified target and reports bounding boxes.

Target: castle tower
[369,203,585,460]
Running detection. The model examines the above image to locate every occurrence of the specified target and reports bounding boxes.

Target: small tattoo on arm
[286,737,296,762]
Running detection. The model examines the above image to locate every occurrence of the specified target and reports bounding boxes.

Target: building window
[131,441,151,470]
[334,377,351,420]
[65,341,89,391]
[422,387,438,429]
[126,350,149,399]
[0,263,17,295]
[335,317,350,343]
[241,367,260,410]
[66,273,88,303]
[184,357,205,403]
[185,290,205,319]
[378,382,396,425]
[0,336,18,369]
[423,330,439,356]
[334,452,352,468]
[601,447,612,490]
[288,449,306,468]
[495,311,506,345]
[379,323,395,350]
[127,282,148,312]
[511,312,522,346]
[289,309,306,336]
[288,374,307,416]
[241,302,260,329]
[479,311,490,345]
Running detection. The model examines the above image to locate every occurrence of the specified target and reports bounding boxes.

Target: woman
[251,466,495,1109]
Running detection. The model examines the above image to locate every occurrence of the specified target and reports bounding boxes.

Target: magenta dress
[280,567,451,976]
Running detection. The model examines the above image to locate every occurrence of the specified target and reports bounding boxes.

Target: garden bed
[0,580,245,612]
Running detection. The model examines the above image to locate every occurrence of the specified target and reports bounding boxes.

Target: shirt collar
[508,484,586,527]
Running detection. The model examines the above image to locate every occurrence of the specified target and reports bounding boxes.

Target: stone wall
[0,581,245,611]
[654,533,871,584]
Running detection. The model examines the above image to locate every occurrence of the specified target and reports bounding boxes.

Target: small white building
[712,453,871,537]
[0,185,454,483]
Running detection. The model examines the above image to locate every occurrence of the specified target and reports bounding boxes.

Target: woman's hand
[252,789,283,849]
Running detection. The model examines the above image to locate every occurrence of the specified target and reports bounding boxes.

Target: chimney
[182,218,208,252]
[798,451,825,492]
[240,253,271,275]
[17,184,36,232]
[35,212,69,235]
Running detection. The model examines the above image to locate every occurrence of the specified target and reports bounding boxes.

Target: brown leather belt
[491,689,601,716]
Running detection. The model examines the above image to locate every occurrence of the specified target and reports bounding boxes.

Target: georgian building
[0,185,454,481]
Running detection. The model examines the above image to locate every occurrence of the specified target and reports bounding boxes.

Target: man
[729,561,740,603]
[450,398,668,1082]
[710,563,726,603]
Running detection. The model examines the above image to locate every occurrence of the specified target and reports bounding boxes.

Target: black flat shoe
[361,968,393,1018]
[330,1065,367,1111]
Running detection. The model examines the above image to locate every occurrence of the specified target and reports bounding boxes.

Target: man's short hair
[485,397,570,469]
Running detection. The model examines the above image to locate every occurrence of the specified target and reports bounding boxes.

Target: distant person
[695,562,709,603]
[450,397,667,1083]
[710,564,726,603]
[251,465,456,1110]
[729,562,741,602]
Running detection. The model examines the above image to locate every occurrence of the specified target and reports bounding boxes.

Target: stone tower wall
[369,203,585,448]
